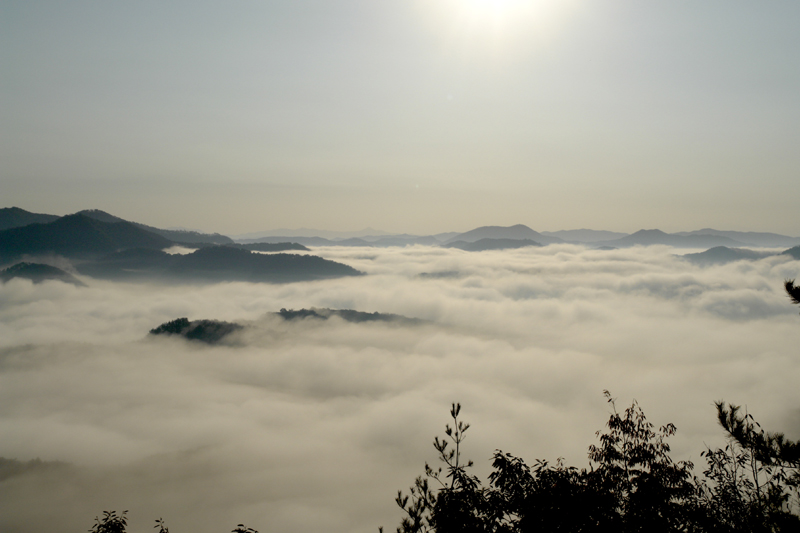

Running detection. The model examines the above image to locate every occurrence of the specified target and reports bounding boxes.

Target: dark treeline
[389,396,800,533]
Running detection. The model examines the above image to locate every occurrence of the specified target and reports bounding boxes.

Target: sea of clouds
[1,244,800,532]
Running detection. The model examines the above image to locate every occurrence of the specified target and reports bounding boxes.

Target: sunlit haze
[2,1,798,234]
[2,2,800,532]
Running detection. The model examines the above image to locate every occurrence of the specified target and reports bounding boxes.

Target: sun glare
[418,0,575,58]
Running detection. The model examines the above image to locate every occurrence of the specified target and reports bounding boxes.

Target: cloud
[1,245,799,532]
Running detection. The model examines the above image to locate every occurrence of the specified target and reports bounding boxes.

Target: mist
[2,244,799,532]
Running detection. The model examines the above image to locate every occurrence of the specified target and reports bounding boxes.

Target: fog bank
[1,245,799,532]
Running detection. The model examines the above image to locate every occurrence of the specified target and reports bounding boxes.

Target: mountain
[673,229,800,248]
[78,245,363,283]
[0,207,60,231]
[232,227,391,240]
[783,246,800,260]
[276,307,424,325]
[150,317,243,343]
[236,235,441,247]
[0,214,174,261]
[76,209,233,245]
[444,238,542,251]
[237,236,357,246]
[1,262,87,286]
[596,229,748,249]
[445,224,564,245]
[236,242,309,252]
[540,229,629,243]
[681,247,774,266]
[149,308,423,344]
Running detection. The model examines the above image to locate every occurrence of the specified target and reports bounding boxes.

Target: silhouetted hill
[1,262,86,286]
[78,245,363,283]
[276,307,424,325]
[77,209,233,245]
[0,214,174,261]
[444,238,542,251]
[237,235,440,247]
[681,246,774,265]
[238,236,351,246]
[149,308,423,344]
[190,242,309,252]
[445,224,563,245]
[597,229,748,249]
[0,207,60,231]
[149,317,243,343]
[674,228,800,248]
[238,242,309,252]
[783,246,800,260]
[541,229,629,243]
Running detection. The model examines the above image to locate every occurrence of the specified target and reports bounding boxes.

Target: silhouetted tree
[786,279,800,309]
[89,510,127,533]
[393,394,701,533]
[694,402,800,532]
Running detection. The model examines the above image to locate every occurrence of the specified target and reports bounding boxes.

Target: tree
[786,279,800,308]
[392,394,700,533]
[695,402,800,532]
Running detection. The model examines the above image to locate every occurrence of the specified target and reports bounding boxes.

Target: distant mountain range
[673,229,800,248]
[74,209,233,244]
[0,209,361,284]
[681,245,800,265]
[0,207,60,230]
[444,238,542,252]
[540,229,629,242]
[594,229,749,249]
[443,224,564,245]
[0,213,174,261]
[77,246,363,283]
[0,207,232,245]
[3,207,800,253]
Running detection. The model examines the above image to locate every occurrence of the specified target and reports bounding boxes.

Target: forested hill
[78,246,363,283]
[0,214,174,261]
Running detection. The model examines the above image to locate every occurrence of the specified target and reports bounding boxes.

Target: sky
[2,1,799,235]
[2,245,800,532]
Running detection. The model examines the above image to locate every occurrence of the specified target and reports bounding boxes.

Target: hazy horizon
[2,1,799,235]
[3,1,800,531]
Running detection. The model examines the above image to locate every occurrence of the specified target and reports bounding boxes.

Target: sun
[417,0,575,58]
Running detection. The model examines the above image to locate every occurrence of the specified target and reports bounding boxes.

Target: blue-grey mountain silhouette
[445,224,564,245]
[444,238,542,251]
[1,262,86,286]
[0,207,60,231]
[783,246,800,260]
[541,229,629,243]
[596,229,748,249]
[79,245,363,283]
[674,228,800,248]
[0,213,174,261]
[681,246,774,265]
[76,209,233,245]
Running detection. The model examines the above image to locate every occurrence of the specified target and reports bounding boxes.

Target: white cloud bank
[1,245,800,532]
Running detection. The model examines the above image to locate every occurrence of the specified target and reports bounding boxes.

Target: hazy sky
[2,245,800,531]
[2,1,799,234]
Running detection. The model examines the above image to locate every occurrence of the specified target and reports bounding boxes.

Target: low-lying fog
[2,244,800,532]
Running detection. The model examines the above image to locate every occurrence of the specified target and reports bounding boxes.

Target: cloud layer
[1,245,800,532]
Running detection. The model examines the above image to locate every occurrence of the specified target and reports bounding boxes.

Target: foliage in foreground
[392,394,800,533]
[87,511,257,533]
